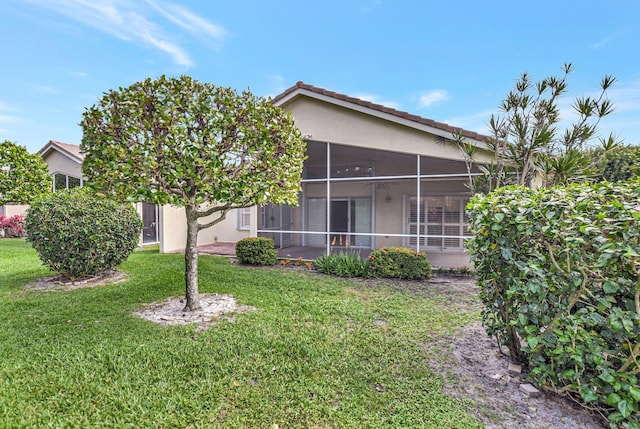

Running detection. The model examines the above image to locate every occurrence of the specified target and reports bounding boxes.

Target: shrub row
[368,247,432,280]
[466,180,640,427]
[236,238,432,280]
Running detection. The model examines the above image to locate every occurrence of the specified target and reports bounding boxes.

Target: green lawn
[0,239,480,428]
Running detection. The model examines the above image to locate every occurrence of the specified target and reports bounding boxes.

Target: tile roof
[271,81,490,142]
[38,140,83,163]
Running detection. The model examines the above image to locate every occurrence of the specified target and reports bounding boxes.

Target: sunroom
[258,82,490,268]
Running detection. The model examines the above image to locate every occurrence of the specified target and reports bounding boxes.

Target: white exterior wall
[159,205,252,253]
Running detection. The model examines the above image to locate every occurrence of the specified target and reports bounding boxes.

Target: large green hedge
[25,188,142,279]
[592,144,640,183]
[467,180,640,427]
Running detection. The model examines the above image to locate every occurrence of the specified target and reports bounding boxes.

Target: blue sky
[1,0,639,153]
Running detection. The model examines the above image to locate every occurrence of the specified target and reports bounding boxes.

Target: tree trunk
[184,205,201,311]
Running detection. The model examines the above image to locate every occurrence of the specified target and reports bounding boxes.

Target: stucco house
[7,82,491,268]
[255,82,491,268]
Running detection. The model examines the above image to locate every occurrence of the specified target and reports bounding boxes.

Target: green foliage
[235,237,278,266]
[591,144,640,183]
[457,65,618,192]
[368,247,432,280]
[25,188,142,279]
[314,252,369,277]
[80,75,305,208]
[0,140,51,205]
[80,75,306,310]
[467,181,640,426]
[0,240,480,428]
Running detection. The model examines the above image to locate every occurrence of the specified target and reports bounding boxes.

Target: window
[237,207,251,230]
[407,196,470,250]
[52,173,83,191]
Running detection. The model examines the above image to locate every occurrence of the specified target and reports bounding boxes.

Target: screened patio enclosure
[258,140,475,267]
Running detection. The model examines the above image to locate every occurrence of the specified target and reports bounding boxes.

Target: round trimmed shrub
[25,188,142,278]
[367,247,432,279]
[235,237,278,265]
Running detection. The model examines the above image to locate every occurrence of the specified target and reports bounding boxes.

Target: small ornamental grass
[315,247,432,280]
[314,252,369,277]
[368,247,432,280]
[235,237,278,266]
[25,188,142,279]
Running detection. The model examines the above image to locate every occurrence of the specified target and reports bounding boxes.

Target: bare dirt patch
[24,269,129,291]
[358,275,605,429]
[24,271,255,331]
[134,294,256,331]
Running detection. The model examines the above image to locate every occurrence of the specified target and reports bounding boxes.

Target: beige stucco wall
[283,97,493,162]
[0,204,29,218]
[159,205,252,253]
[43,151,82,177]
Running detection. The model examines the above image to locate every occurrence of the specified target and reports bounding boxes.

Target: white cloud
[0,115,21,123]
[444,109,495,135]
[0,102,22,126]
[352,92,400,109]
[266,74,287,95]
[593,34,616,49]
[21,0,227,68]
[31,84,58,94]
[607,80,640,113]
[361,0,382,13]
[0,102,17,112]
[146,0,227,49]
[418,89,449,108]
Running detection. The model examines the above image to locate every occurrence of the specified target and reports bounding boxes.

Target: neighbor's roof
[38,140,83,163]
[271,81,490,143]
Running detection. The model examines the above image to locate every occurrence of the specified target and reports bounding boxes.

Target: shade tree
[80,75,306,311]
[0,140,51,205]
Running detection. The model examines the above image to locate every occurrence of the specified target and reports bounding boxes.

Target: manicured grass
[0,239,480,428]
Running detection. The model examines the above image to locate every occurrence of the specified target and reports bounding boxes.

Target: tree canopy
[0,140,51,205]
[458,64,618,192]
[590,143,640,182]
[80,75,306,310]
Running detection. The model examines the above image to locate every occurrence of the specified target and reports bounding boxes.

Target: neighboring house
[38,140,84,191]
[36,141,252,251]
[1,140,86,219]
[37,140,163,247]
[253,82,492,268]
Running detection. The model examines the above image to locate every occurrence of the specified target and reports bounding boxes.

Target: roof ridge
[272,81,489,142]
[38,140,84,162]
